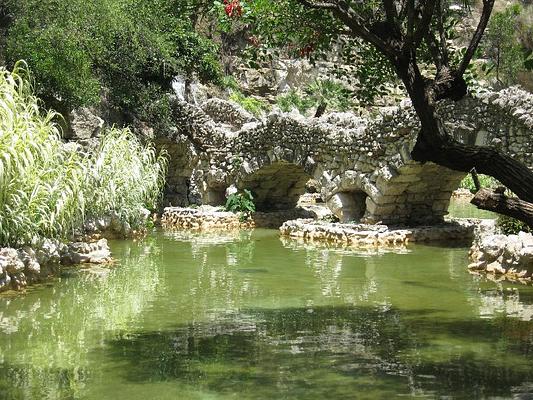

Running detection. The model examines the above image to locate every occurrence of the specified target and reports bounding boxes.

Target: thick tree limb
[412,135,533,204]
[436,0,449,68]
[383,0,398,25]
[471,189,533,228]
[457,0,495,75]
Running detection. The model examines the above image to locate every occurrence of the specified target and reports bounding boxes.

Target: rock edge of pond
[0,238,112,294]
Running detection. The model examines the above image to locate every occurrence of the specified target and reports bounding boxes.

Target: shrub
[276,89,313,114]
[3,0,221,120]
[85,128,168,229]
[459,174,499,193]
[484,4,527,86]
[229,91,270,116]
[497,215,531,235]
[275,80,353,116]
[225,189,256,221]
[305,79,354,113]
[0,64,167,247]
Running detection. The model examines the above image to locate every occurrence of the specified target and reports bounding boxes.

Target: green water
[1,227,533,399]
[447,198,497,219]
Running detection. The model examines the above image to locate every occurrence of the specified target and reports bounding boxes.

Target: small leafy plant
[497,215,531,235]
[225,189,256,222]
[276,89,313,114]
[459,174,499,193]
[229,90,270,116]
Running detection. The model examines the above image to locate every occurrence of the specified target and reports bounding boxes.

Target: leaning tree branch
[405,0,416,44]
[472,189,533,228]
[425,31,445,71]
[383,0,398,25]
[435,0,450,67]
[412,135,533,203]
[457,0,495,76]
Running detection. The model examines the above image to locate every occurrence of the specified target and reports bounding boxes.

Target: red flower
[224,0,243,18]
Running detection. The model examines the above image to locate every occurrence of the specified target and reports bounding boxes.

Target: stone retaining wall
[469,231,533,283]
[161,206,323,230]
[279,218,495,248]
[0,238,111,293]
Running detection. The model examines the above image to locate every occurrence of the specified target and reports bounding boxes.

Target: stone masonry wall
[157,87,533,225]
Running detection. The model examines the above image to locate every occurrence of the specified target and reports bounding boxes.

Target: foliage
[305,79,353,113]
[0,63,85,246]
[85,128,168,229]
[276,79,353,115]
[0,65,167,247]
[276,89,314,114]
[213,0,414,104]
[225,189,256,221]
[459,174,499,193]
[229,90,270,116]
[497,215,531,235]
[3,0,221,121]
[484,4,526,86]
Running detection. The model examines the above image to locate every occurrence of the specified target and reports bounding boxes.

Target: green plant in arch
[225,189,256,221]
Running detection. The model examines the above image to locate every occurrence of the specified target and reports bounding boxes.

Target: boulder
[67,107,104,139]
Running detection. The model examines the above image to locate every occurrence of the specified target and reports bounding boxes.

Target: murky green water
[2,223,533,399]
[448,197,496,219]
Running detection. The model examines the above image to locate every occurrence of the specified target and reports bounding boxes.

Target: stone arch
[236,161,312,211]
[327,190,368,223]
[369,162,465,224]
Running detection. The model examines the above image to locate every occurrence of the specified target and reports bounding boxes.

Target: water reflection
[1,229,533,399]
[0,237,161,399]
[101,305,533,399]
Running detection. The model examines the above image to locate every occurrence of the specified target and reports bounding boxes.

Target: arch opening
[327,190,368,223]
[238,161,311,211]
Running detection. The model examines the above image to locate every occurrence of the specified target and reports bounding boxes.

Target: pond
[2,222,533,399]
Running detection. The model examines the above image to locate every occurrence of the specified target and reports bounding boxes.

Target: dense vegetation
[483,3,533,87]
[0,64,167,247]
[1,0,221,127]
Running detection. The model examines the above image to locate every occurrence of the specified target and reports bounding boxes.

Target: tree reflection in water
[1,229,533,399]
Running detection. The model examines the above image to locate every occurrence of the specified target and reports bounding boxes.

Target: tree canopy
[2,0,222,124]
[217,0,533,227]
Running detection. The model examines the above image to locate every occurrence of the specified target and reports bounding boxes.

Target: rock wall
[0,239,111,293]
[158,86,533,226]
[280,218,493,247]
[161,205,323,230]
[469,231,533,282]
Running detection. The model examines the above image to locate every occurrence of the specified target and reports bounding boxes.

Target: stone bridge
[158,87,533,225]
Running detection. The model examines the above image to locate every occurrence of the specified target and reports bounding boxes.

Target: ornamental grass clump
[85,128,168,229]
[0,63,167,247]
[0,63,86,246]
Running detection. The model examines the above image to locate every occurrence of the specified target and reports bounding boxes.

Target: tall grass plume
[0,63,167,247]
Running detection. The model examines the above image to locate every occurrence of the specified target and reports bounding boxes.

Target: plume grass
[0,63,167,247]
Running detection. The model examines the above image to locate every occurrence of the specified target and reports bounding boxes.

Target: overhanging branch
[457,0,495,76]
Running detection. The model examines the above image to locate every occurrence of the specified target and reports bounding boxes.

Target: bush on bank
[2,0,222,126]
[0,64,167,247]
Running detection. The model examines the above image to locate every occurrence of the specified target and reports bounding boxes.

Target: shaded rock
[67,107,104,139]
[0,248,24,274]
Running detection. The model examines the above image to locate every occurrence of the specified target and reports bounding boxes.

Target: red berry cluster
[299,43,314,57]
[223,0,243,18]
